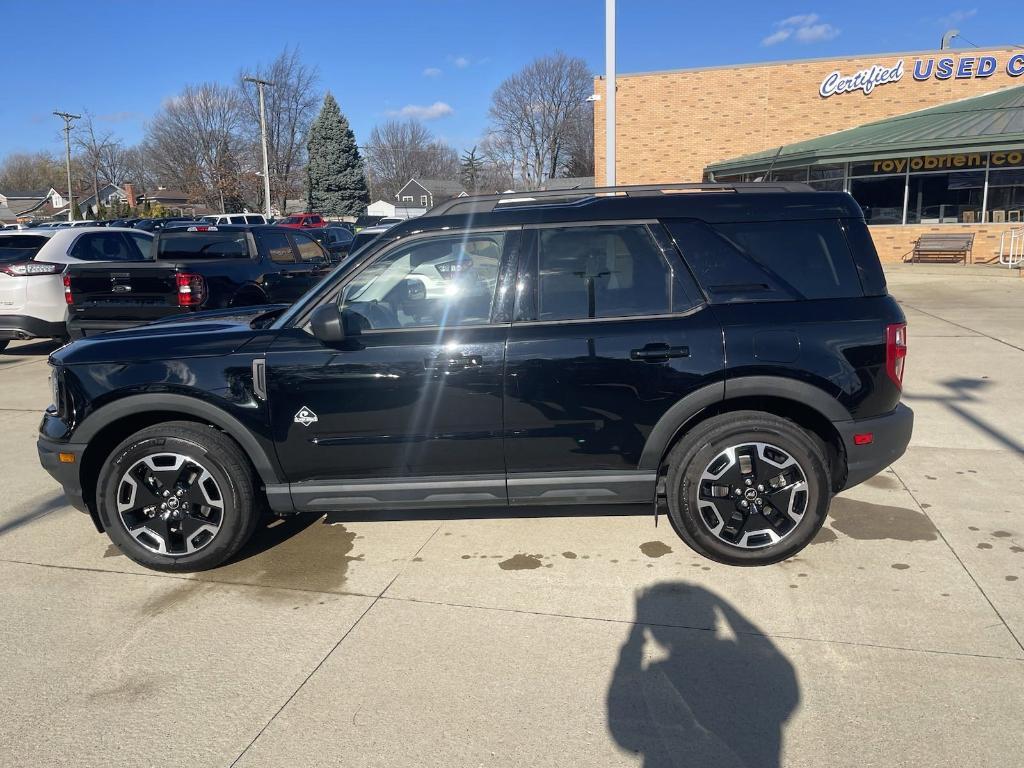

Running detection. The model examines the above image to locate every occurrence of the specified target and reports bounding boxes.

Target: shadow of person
[607,583,799,768]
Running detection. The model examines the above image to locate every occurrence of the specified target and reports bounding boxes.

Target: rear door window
[291,233,327,263]
[70,233,136,261]
[157,232,251,260]
[521,224,683,321]
[666,219,862,302]
[260,231,297,264]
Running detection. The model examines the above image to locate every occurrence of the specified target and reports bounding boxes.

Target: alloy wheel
[696,442,809,549]
[116,453,225,555]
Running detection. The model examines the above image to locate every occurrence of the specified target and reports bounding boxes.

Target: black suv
[37,184,912,571]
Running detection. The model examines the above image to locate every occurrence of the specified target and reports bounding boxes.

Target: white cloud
[938,8,977,26]
[762,13,839,46]
[795,23,839,42]
[423,67,442,77]
[453,56,470,69]
[388,101,454,120]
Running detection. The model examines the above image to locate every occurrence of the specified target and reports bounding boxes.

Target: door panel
[502,222,724,498]
[266,228,519,509]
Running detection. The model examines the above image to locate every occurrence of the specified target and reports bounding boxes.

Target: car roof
[0,229,59,239]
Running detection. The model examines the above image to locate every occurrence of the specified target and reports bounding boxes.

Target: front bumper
[37,433,90,516]
[835,403,914,490]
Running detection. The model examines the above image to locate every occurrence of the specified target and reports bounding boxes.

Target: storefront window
[768,167,808,182]
[905,171,985,224]
[985,169,1024,223]
[849,176,904,224]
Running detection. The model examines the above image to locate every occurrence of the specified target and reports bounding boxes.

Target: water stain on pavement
[1006,575,1019,582]
[499,553,543,570]
[139,580,208,619]
[991,531,1013,538]
[1011,546,1024,553]
[103,544,124,558]
[562,551,578,559]
[811,527,838,544]
[208,517,361,595]
[978,543,993,550]
[865,475,901,490]
[827,498,937,542]
[639,541,673,558]
[891,563,910,570]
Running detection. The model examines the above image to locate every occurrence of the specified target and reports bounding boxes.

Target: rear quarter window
[0,235,49,262]
[667,218,863,302]
[157,233,251,259]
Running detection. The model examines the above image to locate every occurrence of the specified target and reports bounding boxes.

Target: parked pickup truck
[64,225,332,339]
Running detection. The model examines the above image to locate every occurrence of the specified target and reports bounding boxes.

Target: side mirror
[310,304,360,344]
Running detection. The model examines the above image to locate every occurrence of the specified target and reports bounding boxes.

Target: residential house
[77,183,130,217]
[137,187,195,215]
[395,178,467,210]
[0,188,69,222]
[368,199,426,220]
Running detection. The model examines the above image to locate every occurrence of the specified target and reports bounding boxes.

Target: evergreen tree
[460,146,483,192]
[306,92,369,216]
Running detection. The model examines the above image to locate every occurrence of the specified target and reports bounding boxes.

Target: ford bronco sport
[37,183,912,571]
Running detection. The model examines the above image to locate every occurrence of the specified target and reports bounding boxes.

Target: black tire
[97,421,261,572]
[665,411,830,566]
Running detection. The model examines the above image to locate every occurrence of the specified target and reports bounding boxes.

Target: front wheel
[97,421,261,572]
[665,411,831,566]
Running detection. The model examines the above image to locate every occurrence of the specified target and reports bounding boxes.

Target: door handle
[630,343,689,362]
[426,352,484,370]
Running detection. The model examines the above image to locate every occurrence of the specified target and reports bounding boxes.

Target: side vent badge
[294,407,318,427]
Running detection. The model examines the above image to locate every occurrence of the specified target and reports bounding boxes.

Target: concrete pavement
[1,266,1022,767]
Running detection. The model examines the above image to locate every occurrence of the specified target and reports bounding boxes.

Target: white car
[200,213,268,226]
[0,227,153,351]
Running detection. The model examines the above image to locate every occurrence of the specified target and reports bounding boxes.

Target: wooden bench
[909,233,975,264]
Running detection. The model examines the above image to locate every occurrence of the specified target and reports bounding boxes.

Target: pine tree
[460,146,483,193]
[306,92,369,216]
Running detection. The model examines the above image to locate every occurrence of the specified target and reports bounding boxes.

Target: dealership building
[593,46,1024,262]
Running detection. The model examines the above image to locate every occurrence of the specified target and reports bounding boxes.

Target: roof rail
[423,182,815,217]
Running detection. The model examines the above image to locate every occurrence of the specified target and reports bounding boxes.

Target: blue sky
[0,1,1018,157]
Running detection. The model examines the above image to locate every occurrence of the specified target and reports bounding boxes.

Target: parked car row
[0,221,390,350]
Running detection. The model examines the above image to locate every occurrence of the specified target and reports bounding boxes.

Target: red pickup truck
[277,213,325,229]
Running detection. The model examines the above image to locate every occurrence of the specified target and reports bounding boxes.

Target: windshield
[0,235,49,262]
[157,232,251,260]
[279,216,301,225]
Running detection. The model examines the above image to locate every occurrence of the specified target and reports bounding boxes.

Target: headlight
[49,366,61,414]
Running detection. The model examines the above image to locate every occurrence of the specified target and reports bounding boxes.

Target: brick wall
[594,48,1023,185]
[868,223,1020,264]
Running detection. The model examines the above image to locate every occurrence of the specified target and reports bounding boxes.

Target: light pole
[54,111,80,221]
[605,0,616,187]
[244,77,274,218]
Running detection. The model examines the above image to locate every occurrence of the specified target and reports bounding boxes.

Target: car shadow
[607,583,799,768]
[0,340,62,357]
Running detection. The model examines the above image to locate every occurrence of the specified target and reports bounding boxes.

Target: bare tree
[0,151,65,192]
[145,83,246,212]
[364,119,459,201]
[484,52,592,188]
[239,46,320,213]
[74,113,123,214]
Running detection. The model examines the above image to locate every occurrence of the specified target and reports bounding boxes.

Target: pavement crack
[889,467,1024,655]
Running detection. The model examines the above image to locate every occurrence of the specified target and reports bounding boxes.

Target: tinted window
[0,235,49,262]
[261,232,295,263]
[157,232,251,260]
[244,215,264,225]
[715,219,862,300]
[531,225,674,321]
[279,216,300,225]
[70,233,135,261]
[667,219,862,301]
[329,228,353,245]
[338,233,504,330]
[126,232,154,260]
[350,231,383,255]
[292,233,326,263]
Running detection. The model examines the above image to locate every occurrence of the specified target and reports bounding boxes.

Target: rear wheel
[97,421,260,572]
[665,411,830,566]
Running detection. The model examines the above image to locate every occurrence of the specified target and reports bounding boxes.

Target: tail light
[63,273,73,305]
[176,272,207,307]
[0,261,61,276]
[886,322,907,388]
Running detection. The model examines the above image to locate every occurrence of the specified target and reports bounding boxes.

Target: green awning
[706,84,1024,176]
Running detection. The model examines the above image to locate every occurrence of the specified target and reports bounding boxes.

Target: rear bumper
[835,403,914,490]
[36,432,90,515]
[0,315,66,340]
[66,317,145,340]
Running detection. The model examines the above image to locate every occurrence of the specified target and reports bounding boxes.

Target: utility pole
[244,76,274,218]
[605,0,616,187]
[54,111,80,221]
